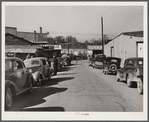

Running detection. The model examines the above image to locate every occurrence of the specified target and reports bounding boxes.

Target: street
[9,60,143,112]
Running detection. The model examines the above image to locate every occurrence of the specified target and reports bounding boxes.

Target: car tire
[48,71,51,81]
[109,64,117,72]
[104,71,107,75]
[5,87,13,110]
[127,75,133,87]
[28,81,33,93]
[117,78,120,82]
[137,78,143,94]
[38,75,42,86]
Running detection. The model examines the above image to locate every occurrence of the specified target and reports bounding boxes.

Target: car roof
[106,57,121,60]
[24,57,47,61]
[5,57,22,61]
[126,57,143,60]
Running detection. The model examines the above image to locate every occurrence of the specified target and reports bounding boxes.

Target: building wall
[17,32,35,42]
[104,41,113,57]
[17,32,48,42]
[6,27,48,42]
[105,34,143,66]
[5,27,17,36]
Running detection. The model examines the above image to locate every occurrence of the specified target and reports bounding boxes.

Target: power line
[102,6,113,17]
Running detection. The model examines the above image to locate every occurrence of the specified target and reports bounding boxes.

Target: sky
[5,3,143,42]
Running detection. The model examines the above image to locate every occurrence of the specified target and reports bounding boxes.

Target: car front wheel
[28,80,33,93]
[5,87,13,110]
[137,78,143,94]
[48,71,51,81]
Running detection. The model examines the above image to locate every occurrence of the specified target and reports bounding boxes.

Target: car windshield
[5,60,12,71]
[24,61,30,68]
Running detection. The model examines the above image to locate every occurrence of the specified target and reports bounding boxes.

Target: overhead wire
[102,6,113,17]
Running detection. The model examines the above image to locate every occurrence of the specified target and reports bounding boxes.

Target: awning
[5,45,39,53]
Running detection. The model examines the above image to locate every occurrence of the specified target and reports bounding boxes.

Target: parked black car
[103,57,121,75]
[61,54,71,66]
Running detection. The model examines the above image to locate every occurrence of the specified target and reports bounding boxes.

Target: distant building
[104,31,143,65]
[87,45,102,56]
[5,26,49,43]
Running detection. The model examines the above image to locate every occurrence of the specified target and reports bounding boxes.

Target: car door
[123,59,135,78]
[41,59,47,77]
[12,59,29,91]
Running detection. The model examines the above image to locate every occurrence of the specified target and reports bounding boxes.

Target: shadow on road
[71,63,82,65]
[43,77,74,86]
[119,80,137,88]
[21,107,65,111]
[94,65,104,69]
[9,87,67,111]
[58,73,77,75]
[59,66,73,72]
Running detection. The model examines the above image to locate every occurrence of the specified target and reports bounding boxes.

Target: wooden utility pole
[101,17,104,55]
[68,36,69,54]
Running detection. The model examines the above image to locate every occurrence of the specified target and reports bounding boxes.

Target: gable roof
[112,31,143,41]
[5,33,34,45]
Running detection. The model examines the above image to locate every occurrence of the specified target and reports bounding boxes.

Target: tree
[54,36,65,43]
[66,35,78,43]
[47,37,56,44]
[84,40,89,44]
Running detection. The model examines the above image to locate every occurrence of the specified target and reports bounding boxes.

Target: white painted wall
[105,34,143,66]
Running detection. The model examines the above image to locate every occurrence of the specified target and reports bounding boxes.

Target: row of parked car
[89,54,143,95]
[5,54,72,110]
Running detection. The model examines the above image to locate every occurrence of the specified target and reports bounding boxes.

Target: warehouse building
[5,26,49,43]
[104,31,143,65]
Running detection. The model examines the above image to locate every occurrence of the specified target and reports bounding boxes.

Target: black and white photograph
[2,2,148,121]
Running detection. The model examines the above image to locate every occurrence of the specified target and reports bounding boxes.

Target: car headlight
[29,69,32,73]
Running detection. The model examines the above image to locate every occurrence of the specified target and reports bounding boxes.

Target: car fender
[32,71,41,82]
[126,72,135,81]
[117,69,124,78]
[5,80,18,95]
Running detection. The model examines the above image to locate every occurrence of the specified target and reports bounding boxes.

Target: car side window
[14,60,23,70]
[42,60,46,65]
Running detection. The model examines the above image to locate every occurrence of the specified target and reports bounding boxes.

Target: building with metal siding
[104,31,143,66]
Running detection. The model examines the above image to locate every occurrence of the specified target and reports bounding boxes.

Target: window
[111,59,117,63]
[14,60,23,70]
[5,60,12,71]
[126,60,134,66]
[31,60,40,65]
[42,60,46,65]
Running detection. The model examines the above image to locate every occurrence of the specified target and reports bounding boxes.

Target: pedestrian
[76,56,79,64]
[53,56,58,75]
[48,59,51,67]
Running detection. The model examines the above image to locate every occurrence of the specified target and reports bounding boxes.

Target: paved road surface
[8,60,143,112]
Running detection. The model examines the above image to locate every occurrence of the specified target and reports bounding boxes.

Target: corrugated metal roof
[5,45,40,53]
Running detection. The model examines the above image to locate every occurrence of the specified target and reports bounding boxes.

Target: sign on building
[87,45,102,50]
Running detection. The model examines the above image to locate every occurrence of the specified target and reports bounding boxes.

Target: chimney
[40,27,42,34]
[34,31,36,42]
